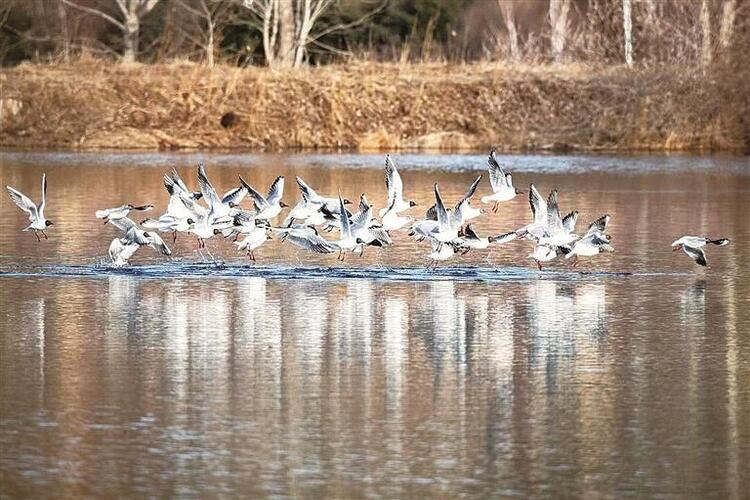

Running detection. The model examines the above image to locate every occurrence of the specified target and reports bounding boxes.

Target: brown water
[1,152,749,498]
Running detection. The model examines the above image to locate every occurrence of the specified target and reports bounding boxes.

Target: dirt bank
[0,60,747,152]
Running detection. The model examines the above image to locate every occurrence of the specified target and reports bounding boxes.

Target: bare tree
[176,0,231,66]
[498,0,519,61]
[60,0,161,62]
[549,0,570,64]
[719,0,737,48]
[241,0,337,68]
[623,0,633,67]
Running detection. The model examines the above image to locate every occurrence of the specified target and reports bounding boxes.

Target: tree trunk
[700,0,712,67]
[122,7,139,63]
[207,19,215,67]
[58,1,70,62]
[294,0,312,67]
[719,0,737,48]
[498,1,519,61]
[276,0,295,67]
[549,0,570,64]
[623,0,633,67]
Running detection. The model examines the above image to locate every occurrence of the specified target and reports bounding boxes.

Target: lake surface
[1,151,749,498]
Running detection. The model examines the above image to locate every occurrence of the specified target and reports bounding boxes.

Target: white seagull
[110,217,172,257]
[108,238,140,267]
[274,224,339,255]
[5,173,53,241]
[565,215,614,267]
[480,150,523,212]
[671,236,729,267]
[379,154,416,217]
[239,175,288,221]
[333,193,363,260]
[235,218,272,261]
[381,196,415,231]
[96,203,153,224]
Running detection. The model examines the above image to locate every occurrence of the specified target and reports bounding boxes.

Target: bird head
[280,201,289,208]
[45,220,54,226]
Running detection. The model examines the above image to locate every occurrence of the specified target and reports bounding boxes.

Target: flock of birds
[5,151,730,269]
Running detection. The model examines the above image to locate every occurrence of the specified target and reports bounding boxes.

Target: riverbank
[1,60,747,152]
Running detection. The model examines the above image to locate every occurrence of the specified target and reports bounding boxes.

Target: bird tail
[709,238,729,246]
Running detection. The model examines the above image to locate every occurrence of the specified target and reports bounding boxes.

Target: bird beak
[280,201,289,208]
[672,245,682,252]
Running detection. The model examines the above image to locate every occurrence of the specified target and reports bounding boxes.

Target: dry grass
[0,59,747,152]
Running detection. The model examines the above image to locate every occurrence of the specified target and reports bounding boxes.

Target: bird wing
[124,227,150,245]
[171,168,191,193]
[239,176,269,211]
[296,176,322,203]
[546,189,563,232]
[338,193,352,239]
[197,163,222,212]
[384,154,404,206]
[433,184,450,229]
[350,195,372,231]
[266,176,285,205]
[683,245,707,267]
[221,185,248,207]
[6,185,38,220]
[487,150,506,192]
[110,217,138,234]
[463,224,480,240]
[528,184,547,226]
[562,210,579,233]
[425,204,438,221]
[38,173,47,217]
[146,232,171,256]
[459,175,482,206]
[586,214,610,236]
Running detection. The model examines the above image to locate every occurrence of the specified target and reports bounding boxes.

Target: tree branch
[60,0,126,31]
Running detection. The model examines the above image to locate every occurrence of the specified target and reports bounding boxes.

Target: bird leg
[41,230,48,240]
[172,231,177,244]
[250,251,256,262]
[33,231,41,242]
[493,202,499,213]
[572,256,580,268]
[537,261,543,271]
[359,246,365,257]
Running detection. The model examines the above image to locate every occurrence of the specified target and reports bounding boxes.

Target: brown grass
[0,59,747,152]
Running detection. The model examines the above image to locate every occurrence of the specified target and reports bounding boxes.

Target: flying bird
[480,150,523,212]
[671,236,729,267]
[5,173,53,241]
[379,154,416,217]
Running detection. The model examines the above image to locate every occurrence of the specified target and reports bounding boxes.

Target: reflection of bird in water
[680,279,706,319]
[526,281,608,367]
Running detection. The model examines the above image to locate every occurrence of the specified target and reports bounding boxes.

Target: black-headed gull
[480,150,523,212]
[274,224,338,254]
[5,173,53,241]
[96,204,153,224]
[239,175,288,220]
[379,154,416,217]
[565,215,614,267]
[671,236,729,267]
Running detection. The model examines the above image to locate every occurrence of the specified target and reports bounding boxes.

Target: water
[1,151,749,498]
